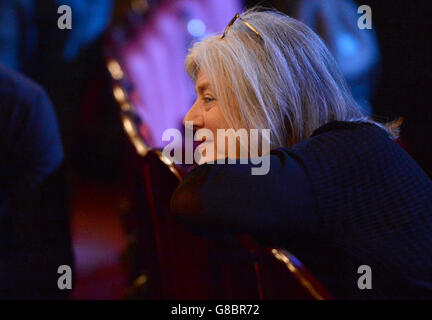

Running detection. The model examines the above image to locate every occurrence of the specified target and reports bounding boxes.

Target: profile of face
[184,71,232,163]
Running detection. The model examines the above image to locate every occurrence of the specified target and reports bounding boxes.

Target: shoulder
[310,120,388,138]
[0,64,63,184]
[284,120,432,192]
[0,64,55,130]
[0,63,58,130]
[288,120,394,158]
[280,120,408,183]
[0,63,46,102]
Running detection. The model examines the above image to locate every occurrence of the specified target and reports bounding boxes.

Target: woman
[170,9,432,299]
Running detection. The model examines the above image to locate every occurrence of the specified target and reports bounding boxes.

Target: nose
[183,101,204,128]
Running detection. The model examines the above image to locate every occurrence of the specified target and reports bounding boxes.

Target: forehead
[195,71,210,90]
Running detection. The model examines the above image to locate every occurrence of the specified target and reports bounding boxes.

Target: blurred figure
[0,0,113,71]
[0,0,38,72]
[0,64,74,299]
[0,0,114,164]
[57,0,113,61]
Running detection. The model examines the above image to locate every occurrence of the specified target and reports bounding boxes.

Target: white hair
[186,8,398,148]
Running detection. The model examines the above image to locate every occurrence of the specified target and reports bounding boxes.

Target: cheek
[204,107,233,156]
[204,106,229,133]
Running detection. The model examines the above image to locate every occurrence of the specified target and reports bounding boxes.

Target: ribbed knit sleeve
[171,148,317,245]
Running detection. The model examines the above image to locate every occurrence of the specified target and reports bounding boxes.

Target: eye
[203,96,215,103]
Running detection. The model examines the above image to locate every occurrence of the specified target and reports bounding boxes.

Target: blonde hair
[185,8,399,148]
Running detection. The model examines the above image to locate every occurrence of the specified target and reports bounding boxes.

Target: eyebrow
[195,82,210,94]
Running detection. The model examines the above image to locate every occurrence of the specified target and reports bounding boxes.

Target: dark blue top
[171,121,432,299]
[0,64,63,254]
[0,64,70,299]
[0,64,63,190]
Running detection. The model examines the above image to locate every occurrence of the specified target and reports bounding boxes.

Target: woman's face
[184,71,231,163]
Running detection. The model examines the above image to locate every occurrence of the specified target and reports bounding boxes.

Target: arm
[170,149,317,246]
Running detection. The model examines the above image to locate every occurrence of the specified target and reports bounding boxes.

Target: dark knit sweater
[171,121,432,299]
